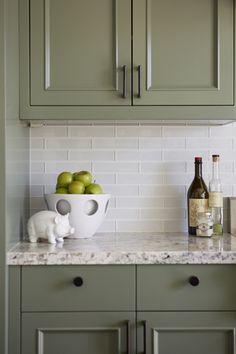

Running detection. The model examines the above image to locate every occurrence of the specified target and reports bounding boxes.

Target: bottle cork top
[212,155,220,162]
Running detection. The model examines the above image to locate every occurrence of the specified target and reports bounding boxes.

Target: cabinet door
[29,0,131,105]
[137,312,236,354]
[22,312,135,354]
[133,0,233,105]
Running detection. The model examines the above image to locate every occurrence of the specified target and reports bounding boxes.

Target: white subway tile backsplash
[186,138,233,149]
[163,173,192,186]
[116,197,164,208]
[139,185,186,197]
[139,138,162,149]
[116,220,164,232]
[31,127,67,137]
[222,185,234,196]
[69,126,115,137]
[31,173,58,185]
[31,162,45,173]
[45,162,92,173]
[115,150,162,162]
[97,220,116,232]
[162,138,185,149]
[139,151,162,161]
[91,173,116,185]
[93,162,139,173]
[102,184,139,196]
[164,220,188,232]
[44,185,56,194]
[140,162,186,174]
[163,126,209,137]
[163,150,209,161]
[69,150,114,161]
[30,185,44,197]
[30,138,44,149]
[140,208,185,220]
[116,126,161,137]
[92,173,116,184]
[107,208,139,220]
[93,138,138,149]
[164,197,186,208]
[116,173,163,185]
[46,138,91,149]
[30,197,47,210]
[31,150,68,161]
[30,123,236,233]
[210,125,236,137]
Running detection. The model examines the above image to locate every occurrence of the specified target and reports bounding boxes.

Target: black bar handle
[126,320,130,354]
[137,65,142,98]
[122,65,127,98]
[143,320,147,354]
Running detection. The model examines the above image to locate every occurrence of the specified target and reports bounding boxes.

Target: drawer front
[22,265,135,311]
[137,265,236,311]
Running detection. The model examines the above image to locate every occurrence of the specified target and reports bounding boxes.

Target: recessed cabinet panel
[133,0,233,105]
[22,312,135,354]
[30,0,131,105]
[22,265,135,312]
[137,312,236,354]
[137,265,236,311]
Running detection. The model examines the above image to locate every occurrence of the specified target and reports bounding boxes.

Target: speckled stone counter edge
[7,232,236,265]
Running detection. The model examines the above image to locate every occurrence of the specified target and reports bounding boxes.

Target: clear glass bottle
[209,155,223,235]
[196,210,213,237]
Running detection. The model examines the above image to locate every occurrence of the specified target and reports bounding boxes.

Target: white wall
[30,122,236,233]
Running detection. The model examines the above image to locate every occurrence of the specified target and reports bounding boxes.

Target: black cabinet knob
[189,276,200,286]
[73,276,83,287]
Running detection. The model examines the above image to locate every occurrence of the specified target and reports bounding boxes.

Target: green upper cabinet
[19,0,236,120]
[29,0,131,106]
[133,0,233,106]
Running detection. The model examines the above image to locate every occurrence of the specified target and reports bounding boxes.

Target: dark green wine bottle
[187,157,209,235]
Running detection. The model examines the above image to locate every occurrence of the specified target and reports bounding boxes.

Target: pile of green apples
[55,171,103,194]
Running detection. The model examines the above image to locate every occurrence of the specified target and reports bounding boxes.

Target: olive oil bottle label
[209,192,223,208]
[189,199,209,227]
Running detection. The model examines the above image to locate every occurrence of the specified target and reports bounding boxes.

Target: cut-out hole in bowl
[56,199,71,215]
[84,200,98,216]
[105,200,109,214]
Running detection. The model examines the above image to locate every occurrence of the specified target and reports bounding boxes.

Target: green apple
[85,183,103,194]
[68,180,85,194]
[73,170,92,187]
[55,187,68,194]
[57,171,73,188]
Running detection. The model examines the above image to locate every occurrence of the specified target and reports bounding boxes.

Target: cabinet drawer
[22,265,135,312]
[137,265,236,311]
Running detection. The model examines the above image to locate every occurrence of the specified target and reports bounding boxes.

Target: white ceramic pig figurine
[27,210,75,244]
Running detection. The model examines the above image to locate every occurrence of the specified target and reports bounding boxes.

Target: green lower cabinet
[22,312,135,354]
[9,265,236,354]
[137,312,236,354]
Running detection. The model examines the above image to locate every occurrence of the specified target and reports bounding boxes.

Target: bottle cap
[212,155,220,162]
[195,157,202,163]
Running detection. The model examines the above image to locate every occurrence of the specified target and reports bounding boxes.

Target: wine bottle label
[209,192,223,208]
[189,199,209,227]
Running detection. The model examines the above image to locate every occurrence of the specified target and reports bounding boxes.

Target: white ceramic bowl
[45,194,111,239]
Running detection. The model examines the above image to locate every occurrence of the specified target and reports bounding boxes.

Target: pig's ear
[54,216,60,224]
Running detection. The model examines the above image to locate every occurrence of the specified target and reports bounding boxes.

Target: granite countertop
[7,232,236,265]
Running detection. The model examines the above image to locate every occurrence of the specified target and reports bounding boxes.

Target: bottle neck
[195,163,202,177]
[212,160,219,179]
